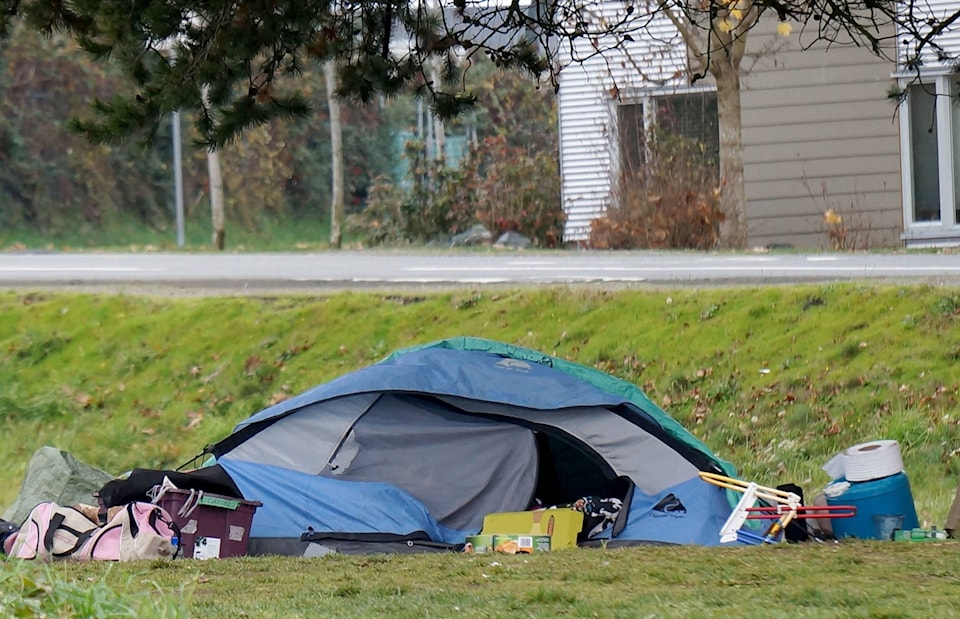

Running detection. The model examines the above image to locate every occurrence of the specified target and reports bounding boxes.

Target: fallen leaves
[184,410,203,431]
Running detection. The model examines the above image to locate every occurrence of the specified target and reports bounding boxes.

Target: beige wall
[741,21,903,249]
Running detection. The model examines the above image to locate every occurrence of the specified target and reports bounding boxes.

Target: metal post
[171,110,185,247]
[416,99,423,139]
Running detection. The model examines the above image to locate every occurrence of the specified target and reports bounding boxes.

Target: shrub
[347,141,467,245]
[590,130,722,250]
[345,176,410,246]
[461,135,564,247]
[349,136,564,247]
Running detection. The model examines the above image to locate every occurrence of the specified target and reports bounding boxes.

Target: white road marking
[351,278,513,284]
[404,265,960,272]
[0,267,160,272]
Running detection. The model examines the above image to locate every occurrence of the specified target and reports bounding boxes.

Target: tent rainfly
[201,337,741,554]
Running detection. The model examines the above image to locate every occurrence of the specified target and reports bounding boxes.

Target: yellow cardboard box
[481,509,584,549]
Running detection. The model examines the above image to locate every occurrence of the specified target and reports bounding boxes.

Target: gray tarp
[3,446,115,525]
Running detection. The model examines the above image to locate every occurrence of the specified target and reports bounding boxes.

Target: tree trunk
[324,61,344,249]
[713,62,746,249]
[207,149,225,250]
[430,63,446,164]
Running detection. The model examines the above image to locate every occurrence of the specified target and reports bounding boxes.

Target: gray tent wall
[222,393,540,532]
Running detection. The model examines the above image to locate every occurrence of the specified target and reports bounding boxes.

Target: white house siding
[556,3,689,242]
[902,1,960,66]
[740,20,902,249]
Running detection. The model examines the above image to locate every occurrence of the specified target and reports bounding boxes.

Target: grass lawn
[5,541,958,618]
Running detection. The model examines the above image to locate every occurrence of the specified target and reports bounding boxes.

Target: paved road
[0,251,959,292]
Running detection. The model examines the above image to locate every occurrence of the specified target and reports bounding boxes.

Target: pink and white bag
[78,501,180,561]
[8,501,180,561]
[8,502,99,560]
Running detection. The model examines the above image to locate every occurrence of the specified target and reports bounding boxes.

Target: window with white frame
[899,73,960,240]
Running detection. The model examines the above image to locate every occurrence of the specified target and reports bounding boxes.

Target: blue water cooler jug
[825,472,920,539]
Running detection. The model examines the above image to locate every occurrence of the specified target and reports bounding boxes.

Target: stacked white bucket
[823,439,919,539]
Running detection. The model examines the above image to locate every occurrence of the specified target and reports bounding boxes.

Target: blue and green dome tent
[209,337,741,554]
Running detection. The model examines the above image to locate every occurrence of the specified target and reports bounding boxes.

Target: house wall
[556,5,688,241]
[906,1,960,65]
[741,21,903,249]
[557,10,906,248]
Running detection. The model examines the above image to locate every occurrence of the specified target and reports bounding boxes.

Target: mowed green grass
[142,543,959,618]
[6,540,959,618]
[1,283,959,617]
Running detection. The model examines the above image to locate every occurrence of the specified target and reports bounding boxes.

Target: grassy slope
[3,283,960,617]
[2,284,960,520]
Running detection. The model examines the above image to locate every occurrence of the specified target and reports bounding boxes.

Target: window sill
[901,227,960,248]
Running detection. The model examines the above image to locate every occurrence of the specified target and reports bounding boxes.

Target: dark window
[656,92,719,165]
[618,103,646,175]
[618,91,719,174]
[908,83,940,222]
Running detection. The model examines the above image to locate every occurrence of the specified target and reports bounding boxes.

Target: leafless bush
[590,130,722,249]
[805,179,875,251]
